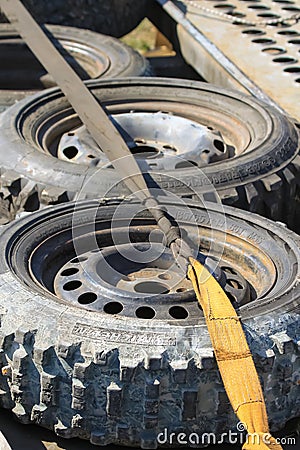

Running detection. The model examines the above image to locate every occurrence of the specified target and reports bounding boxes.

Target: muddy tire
[0,78,299,231]
[0,198,299,447]
[0,24,151,113]
[0,0,147,38]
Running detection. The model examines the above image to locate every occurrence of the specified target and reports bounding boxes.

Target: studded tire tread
[0,200,299,447]
[0,0,147,38]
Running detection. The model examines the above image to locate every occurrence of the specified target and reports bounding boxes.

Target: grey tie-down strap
[0,0,193,267]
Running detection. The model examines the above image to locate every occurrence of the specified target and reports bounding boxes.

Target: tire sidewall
[0,78,298,198]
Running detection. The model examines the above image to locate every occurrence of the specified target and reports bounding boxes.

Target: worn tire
[0,198,299,447]
[0,0,147,38]
[0,24,151,113]
[0,78,299,231]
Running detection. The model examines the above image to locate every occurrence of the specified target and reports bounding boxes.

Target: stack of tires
[0,3,299,449]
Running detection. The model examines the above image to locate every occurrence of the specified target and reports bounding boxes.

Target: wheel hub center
[53,241,253,316]
[117,265,192,294]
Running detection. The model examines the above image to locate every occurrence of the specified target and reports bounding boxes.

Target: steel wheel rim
[5,201,280,325]
[35,99,260,171]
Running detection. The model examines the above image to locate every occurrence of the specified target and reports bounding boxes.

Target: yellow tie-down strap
[188,257,283,450]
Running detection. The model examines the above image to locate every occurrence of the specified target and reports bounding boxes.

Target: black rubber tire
[0,198,298,447]
[0,24,151,113]
[0,0,147,38]
[0,78,299,231]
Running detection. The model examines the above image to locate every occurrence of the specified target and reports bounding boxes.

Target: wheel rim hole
[63,146,79,159]
[131,145,159,158]
[176,287,187,292]
[134,281,169,294]
[221,266,238,275]
[87,154,96,159]
[71,256,88,263]
[104,302,123,314]
[136,306,156,319]
[169,306,188,319]
[227,279,243,290]
[78,292,97,304]
[163,144,176,151]
[158,273,171,280]
[63,280,82,291]
[60,267,79,276]
[226,291,238,306]
[213,139,225,152]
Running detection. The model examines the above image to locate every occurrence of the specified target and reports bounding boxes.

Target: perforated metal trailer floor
[152,0,300,122]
